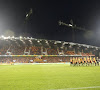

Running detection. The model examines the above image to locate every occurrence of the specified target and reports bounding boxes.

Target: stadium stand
[0,36,99,63]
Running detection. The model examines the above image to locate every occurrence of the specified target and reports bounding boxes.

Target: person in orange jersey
[93,57,96,66]
[70,58,73,66]
[90,58,92,66]
[87,57,90,66]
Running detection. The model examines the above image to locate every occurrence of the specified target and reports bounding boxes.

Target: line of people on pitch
[70,57,99,66]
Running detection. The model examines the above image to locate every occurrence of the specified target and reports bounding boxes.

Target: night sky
[0,0,100,46]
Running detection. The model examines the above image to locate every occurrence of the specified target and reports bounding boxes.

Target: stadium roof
[0,36,99,50]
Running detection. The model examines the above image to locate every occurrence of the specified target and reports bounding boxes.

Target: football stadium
[0,36,100,90]
[1,0,100,90]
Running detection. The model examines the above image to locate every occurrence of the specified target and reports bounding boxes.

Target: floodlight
[69,24,73,27]
[12,36,14,38]
[26,14,29,17]
[1,35,4,38]
[37,40,40,42]
[3,37,7,39]
[20,36,22,39]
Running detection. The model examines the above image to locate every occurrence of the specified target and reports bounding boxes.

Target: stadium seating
[0,36,99,63]
[0,37,99,56]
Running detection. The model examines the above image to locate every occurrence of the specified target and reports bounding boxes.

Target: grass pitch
[0,64,100,90]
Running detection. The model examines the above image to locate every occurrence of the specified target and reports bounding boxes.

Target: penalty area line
[50,86,100,90]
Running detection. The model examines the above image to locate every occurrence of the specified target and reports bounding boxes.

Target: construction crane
[58,20,92,42]
[22,8,33,33]
[24,8,33,24]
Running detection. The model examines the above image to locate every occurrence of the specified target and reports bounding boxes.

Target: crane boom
[58,20,91,32]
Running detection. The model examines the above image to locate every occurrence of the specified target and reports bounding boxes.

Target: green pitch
[0,64,100,90]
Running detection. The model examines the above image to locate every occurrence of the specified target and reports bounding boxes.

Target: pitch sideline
[50,86,100,90]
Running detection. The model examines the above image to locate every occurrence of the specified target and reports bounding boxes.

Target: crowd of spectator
[0,46,9,55]
[0,57,35,63]
[47,48,58,55]
[42,56,70,63]
[0,56,70,63]
[30,46,41,55]
[0,39,97,56]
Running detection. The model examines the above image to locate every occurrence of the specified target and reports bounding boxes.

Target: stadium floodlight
[26,14,29,18]
[69,24,73,27]
[12,36,14,38]
[37,40,40,43]
[3,37,7,39]
[1,35,4,38]
[20,36,22,39]
[19,36,23,40]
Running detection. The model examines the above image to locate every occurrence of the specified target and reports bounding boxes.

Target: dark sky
[0,0,100,46]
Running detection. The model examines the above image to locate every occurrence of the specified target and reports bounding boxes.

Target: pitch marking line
[50,86,100,90]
